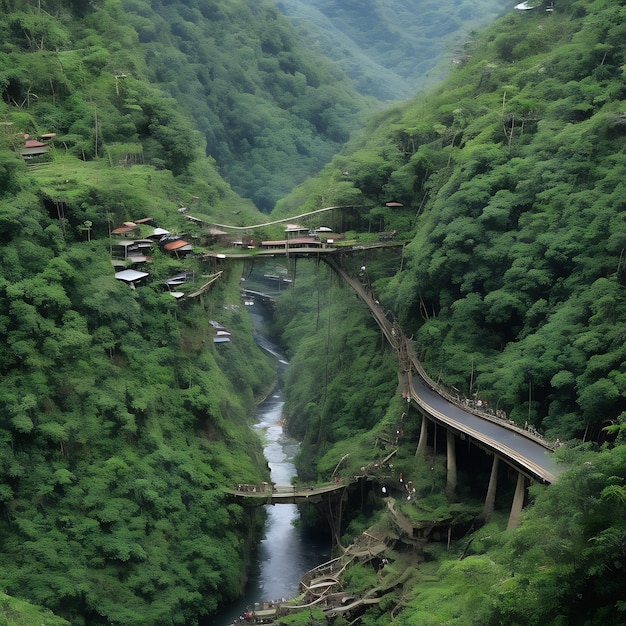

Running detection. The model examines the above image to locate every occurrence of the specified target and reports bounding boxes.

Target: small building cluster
[259,223,343,251]
[110,216,196,293]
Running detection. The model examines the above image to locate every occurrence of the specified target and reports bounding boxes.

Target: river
[212,310,331,626]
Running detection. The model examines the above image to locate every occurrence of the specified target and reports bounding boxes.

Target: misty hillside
[274,0,505,99]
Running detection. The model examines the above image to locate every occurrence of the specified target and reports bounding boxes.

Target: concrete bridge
[322,256,563,529]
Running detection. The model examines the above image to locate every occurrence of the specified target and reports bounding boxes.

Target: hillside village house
[20,139,49,159]
[18,133,56,159]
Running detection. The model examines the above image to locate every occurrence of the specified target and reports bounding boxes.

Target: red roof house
[20,139,49,159]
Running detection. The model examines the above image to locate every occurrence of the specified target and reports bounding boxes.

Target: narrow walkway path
[211,205,361,231]
[225,480,351,504]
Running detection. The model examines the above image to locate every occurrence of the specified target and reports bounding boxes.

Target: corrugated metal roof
[115,269,148,282]
[163,239,190,251]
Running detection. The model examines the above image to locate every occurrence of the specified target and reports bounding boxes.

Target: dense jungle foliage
[121,0,512,209]
[0,0,513,212]
[116,0,372,212]
[277,0,626,444]
[0,1,284,624]
[0,149,277,623]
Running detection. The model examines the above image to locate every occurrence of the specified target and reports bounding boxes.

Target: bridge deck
[409,373,561,483]
[323,257,563,484]
[225,481,348,505]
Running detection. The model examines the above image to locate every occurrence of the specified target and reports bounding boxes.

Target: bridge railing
[402,335,553,449]
[325,257,554,450]
[231,478,355,495]
[234,482,273,493]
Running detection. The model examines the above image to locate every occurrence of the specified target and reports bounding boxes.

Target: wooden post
[317,489,346,553]
[507,472,526,530]
[480,456,499,520]
[415,414,428,456]
[446,430,457,497]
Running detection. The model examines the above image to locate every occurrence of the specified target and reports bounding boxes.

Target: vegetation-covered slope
[0,2,279,624]
[0,157,274,624]
[120,0,510,209]
[268,2,626,623]
[271,262,398,482]
[119,0,374,212]
[0,0,513,216]
[3,0,626,623]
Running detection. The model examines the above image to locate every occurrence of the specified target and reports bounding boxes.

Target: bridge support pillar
[415,414,428,456]
[446,430,457,497]
[507,472,526,530]
[316,489,347,553]
[480,456,499,520]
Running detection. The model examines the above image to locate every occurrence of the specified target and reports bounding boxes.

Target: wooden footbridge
[224,480,352,505]
[225,479,354,551]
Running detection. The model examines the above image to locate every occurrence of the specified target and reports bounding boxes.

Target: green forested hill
[271,2,626,622]
[0,156,275,622]
[278,0,626,443]
[117,0,511,210]
[0,1,278,624]
[119,0,374,212]
[274,0,505,100]
[0,0,510,214]
[3,0,626,624]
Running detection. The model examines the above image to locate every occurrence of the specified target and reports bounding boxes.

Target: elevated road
[215,242,561,484]
[408,372,560,483]
[324,257,562,484]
